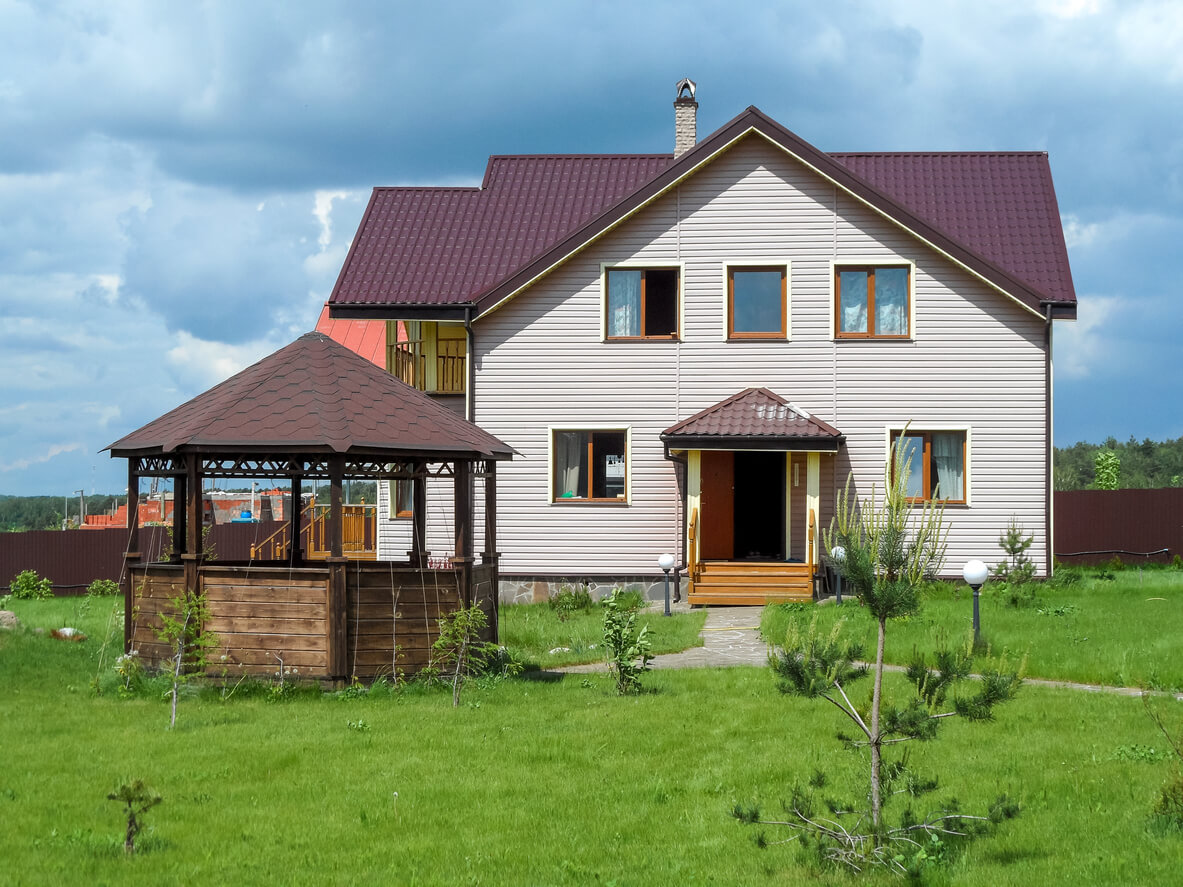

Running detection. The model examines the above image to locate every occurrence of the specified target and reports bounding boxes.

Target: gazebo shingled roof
[107,331,512,461]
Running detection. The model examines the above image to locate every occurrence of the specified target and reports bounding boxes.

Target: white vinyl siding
[460,136,1049,577]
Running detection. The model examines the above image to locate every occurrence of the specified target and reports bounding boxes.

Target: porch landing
[688,560,814,605]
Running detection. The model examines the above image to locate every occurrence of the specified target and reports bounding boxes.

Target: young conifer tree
[739,435,1023,874]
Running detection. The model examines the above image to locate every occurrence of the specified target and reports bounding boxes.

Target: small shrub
[1047,565,1082,588]
[87,578,120,597]
[10,569,52,600]
[602,586,645,613]
[602,589,652,695]
[548,584,593,621]
[107,779,161,854]
[993,517,1036,590]
[430,603,500,707]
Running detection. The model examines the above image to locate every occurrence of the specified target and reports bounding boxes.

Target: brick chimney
[674,78,697,158]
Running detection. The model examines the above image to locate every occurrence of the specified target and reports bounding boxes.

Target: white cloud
[1061,214,1102,249]
[165,331,280,390]
[1054,294,1121,379]
[0,442,82,473]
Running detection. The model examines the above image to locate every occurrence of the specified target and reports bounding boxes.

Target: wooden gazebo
[106,332,512,682]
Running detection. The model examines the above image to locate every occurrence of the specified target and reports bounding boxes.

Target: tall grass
[2,596,1182,884]
[762,569,1183,690]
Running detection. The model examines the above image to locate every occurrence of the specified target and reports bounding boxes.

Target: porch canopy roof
[107,331,512,474]
[661,388,844,454]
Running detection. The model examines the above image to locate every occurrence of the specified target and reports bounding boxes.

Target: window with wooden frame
[890,430,967,503]
[728,266,787,339]
[836,265,911,338]
[387,479,413,519]
[605,268,679,339]
[551,429,628,503]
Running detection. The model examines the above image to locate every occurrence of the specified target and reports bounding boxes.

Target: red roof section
[662,388,843,443]
[328,108,1075,316]
[331,154,671,308]
[314,304,386,367]
[831,152,1075,305]
[107,332,512,460]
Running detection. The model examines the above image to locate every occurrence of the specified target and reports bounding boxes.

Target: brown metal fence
[1,522,288,593]
[1054,488,1183,565]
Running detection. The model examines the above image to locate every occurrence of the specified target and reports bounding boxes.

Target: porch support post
[327,455,348,680]
[806,452,821,568]
[481,460,499,642]
[123,461,140,652]
[453,459,473,608]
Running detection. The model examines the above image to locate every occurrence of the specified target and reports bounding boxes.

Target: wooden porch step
[690,560,815,605]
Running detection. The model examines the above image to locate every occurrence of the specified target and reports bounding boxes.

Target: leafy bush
[10,569,52,600]
[547,584,593,621]
[87,578,120,597]
[601,589,652,695]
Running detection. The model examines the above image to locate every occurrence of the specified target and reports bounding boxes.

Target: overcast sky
[1,0,1180,496]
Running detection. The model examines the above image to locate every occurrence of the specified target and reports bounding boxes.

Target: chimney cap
[675,78,697,102]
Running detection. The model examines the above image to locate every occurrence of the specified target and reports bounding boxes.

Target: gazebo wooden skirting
[106,332,513,683]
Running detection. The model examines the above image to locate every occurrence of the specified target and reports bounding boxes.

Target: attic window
[728,266,787,339]
[605,268,679,340]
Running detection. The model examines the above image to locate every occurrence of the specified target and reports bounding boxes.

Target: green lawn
[762,568,1183,691]
[2,595,1182,885]
[499,600,706,668]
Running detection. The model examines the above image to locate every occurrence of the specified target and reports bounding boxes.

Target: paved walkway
[553,603,1183,700]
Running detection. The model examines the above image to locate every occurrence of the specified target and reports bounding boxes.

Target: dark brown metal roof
[661,388,843,452]
[329,154,672,310]
[106,332,512,460]
[328,106,1075,320]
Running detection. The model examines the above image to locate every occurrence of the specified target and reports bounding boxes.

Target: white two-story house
[324,82,1076,604]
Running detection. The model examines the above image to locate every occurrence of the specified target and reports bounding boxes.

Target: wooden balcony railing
[391,339,465,395]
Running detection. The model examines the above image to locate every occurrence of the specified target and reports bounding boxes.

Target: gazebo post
[410,460,428,567]
[123,461,140,652]
[327,455,348,680]
[173,464,187,566]
[289,474,303,564]
[453,459,473,608]
[182,453,202,594]
[481,459,499,641]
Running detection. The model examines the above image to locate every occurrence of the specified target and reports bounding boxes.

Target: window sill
[604,336,680,343]
[727,333,788,341]
[834,335,913,342]
[551,498,630,506]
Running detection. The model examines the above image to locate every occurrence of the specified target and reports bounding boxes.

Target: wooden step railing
[249,500,376,561]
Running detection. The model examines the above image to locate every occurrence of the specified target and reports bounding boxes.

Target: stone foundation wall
[499,574,682,605]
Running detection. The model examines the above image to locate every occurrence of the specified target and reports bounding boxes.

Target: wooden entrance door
[700,451,734,560]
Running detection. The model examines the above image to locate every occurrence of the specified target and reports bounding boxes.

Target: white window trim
[830,258,916,341]
[546,424,632,505]
[599,262,685,342]
[720,260,792,342]
[883,424,972,506]
[386,478,413,520]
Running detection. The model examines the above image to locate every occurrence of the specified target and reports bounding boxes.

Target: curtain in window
[876,268,908,335]
[932,433,964,500]
[555,431,585,499]
[608,271,641,337]
[898,435,925,499]
[839,270,868,333]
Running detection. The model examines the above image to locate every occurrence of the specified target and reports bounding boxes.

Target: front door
[700,451,734,559]
[733,451,785,560]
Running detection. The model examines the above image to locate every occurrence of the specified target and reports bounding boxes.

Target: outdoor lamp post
[963,559,989,646]
[830,545,846,605]
[658,553,676,616]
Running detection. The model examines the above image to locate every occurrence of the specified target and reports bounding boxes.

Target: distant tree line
[1054,436,1183,491]
[0,494,119,532]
